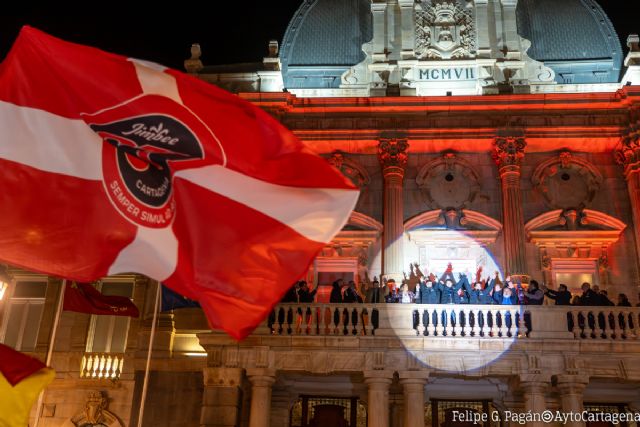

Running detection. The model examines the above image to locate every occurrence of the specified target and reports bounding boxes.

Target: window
[85,282,133,354]
[552,259,598,295]
[0,281,47,351]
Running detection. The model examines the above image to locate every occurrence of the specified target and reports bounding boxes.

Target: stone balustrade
[266,303,640,341]
[80,352,125,379]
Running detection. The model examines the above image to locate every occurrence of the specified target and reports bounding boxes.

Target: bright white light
[184,352,208,357]
[0,281,7,301]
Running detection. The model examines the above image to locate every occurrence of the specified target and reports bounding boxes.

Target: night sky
[0,1,636,71]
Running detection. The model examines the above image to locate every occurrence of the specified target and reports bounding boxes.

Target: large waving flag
[0,344,55,427]
[0,27,358,339]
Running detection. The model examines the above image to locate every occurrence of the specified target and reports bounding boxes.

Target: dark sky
[0,1,636,71]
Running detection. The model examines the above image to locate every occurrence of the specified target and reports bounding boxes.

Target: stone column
[556,375,589,427]
[364,370,394,427]
[398,0,415,60]
[371,1,388,62]
[379,139,409,283]
[247,368,277,427]
[500,0,521,60]
[519,374,550,427]
[475,0,492,58]
[201,367,244,427]
[399,371,429,427]
[493,133,528,279]
[616,115,640,277]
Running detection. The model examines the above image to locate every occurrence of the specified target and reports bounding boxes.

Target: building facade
[2,0,640,426]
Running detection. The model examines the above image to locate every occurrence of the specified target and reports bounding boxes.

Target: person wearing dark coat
[578,283,599,306]
[617,293,632,307]
[492,286,518,305]
[598,290,614,306]
[436,272,465,304]
[365,279,388,303]
[416,278,441,304]
[343,281,362,303]
[297,281,317,303]
[544,284,572,305]
[464,278,494,305]
[523,280,544,305]
[330,279,344,303]
[282,282,300,303]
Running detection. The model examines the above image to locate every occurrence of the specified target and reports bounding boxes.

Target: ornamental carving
[615,108,640,177]
[378,138,409,170]
[416,153,484,210]
[492,134,526,170]
[327,151,371,188]
[415,0,476,60]
[532,152,603,211]
[63,391,123,427]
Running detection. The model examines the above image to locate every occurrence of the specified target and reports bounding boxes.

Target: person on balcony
[578,282,599,306]
[492,283,518,305]
[523,280,544,305]
[617,293,632,307]
[398,283,415,304]
[543,283,572,305]
[298,281,317,303]
[385,278,400,303]
[330,279,343,303]
[464,279,494,305]
[343,280,363,303]
[416,274,441,304]
[365,278,388,303]
[436,264,466,304]
[282,281,301,303]
[598,289,614,306]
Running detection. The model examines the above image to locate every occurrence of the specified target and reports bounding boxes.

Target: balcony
[80,352,125,380]
[266,303,640,341]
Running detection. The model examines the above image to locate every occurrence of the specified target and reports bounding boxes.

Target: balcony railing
[80,352,124,379]
[266,304,640,341]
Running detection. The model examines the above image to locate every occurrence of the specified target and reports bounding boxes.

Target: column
[379,139,409,283]
[616,117,640,276]
[200,367,244,427]
[500,0,521,60]
[398,0,415,60]
[493,133,528,279]
[399,371,429,427]
[556,375,589,427]
[364,370,394,427]
[371,1,388,62]
[247,368,277,427]
[519,374,550,427]
[475,0,491,58]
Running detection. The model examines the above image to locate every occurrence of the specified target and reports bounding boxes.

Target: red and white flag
[0,27,358,339]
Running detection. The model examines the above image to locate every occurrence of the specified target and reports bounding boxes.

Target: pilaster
[247,368,277,427]
[556,375,589,427]
[493,132,527,278]
[399,371,429,427]
[379,138,409,283]
[364,370,394,427]
[518,374,551,427]
[200,367,244,427]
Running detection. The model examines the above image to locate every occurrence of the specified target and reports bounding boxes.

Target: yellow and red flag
[0,344,55,427]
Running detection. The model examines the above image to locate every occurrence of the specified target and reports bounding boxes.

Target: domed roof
[280,0,372,89]
[516,0,623,84]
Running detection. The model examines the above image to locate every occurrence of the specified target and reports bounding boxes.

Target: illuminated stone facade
[2,1,640,426]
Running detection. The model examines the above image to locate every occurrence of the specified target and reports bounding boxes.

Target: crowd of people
[282,263,638,308]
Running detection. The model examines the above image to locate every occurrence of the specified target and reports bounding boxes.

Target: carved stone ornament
[416,152,484,210]
[492,134,527,170]
[415,0,476,60]
[63,391,123,427]
[378,138,409,170]
[532,151,603,210]
[327,151,371,188]
[615,109,640,177]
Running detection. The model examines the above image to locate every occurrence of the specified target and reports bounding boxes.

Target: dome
[516,0,623,84]
[280,0,372,90]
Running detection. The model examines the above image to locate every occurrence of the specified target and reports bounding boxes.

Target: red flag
[0,27,358,339]
[63,282,139,317]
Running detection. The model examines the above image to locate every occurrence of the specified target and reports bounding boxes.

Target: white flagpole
[33,278,67,427]
[137,281,161,427]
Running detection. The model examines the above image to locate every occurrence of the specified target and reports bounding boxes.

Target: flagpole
[33,278,67,427]
[137,280,161,427]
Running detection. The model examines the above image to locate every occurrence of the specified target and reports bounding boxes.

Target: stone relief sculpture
[415,0,476,59]
[62,391,123,427]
